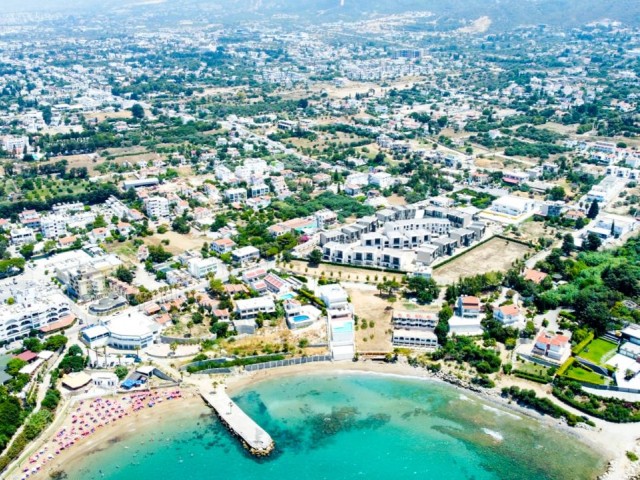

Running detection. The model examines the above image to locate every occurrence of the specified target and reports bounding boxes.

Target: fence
[244,355,332,372]
[159,335,215,345]
[192,367,235,375]
[575,357,610,376]
[180,358,234,372]
[578,383,640,395]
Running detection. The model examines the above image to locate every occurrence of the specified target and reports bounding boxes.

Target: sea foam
[482,428,504,442]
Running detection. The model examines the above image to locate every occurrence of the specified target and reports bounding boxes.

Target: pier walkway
[200,388,274,456]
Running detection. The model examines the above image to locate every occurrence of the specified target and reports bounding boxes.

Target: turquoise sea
[65,373,606,480]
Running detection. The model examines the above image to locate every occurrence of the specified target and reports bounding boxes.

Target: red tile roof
[523,269,548,284]
[40,314,76,333]
[15,350,38,362]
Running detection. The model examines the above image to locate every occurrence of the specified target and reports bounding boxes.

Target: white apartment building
[235,296,276,320]
[144,196,170,218]
[392,329,438,349]
[1,135,30,154]
[250,184,270,198]
[41,215,68,239]
[187,257,220,279]
[0,291,72,343]
[392,311,438,330]
[225,188,247,202]
[231,246,260,264]
[11,227,36,246]
[368,171,395,189]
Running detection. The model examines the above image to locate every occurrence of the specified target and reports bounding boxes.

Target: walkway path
[200,388,274,456]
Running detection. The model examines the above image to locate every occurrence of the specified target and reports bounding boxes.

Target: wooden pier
[200,388,274,456]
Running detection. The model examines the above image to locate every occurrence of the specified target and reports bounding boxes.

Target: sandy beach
[14,361,640,480]
[19,389,204,480]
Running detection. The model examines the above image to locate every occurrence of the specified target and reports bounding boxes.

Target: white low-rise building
[81,311,159,350]
[318,284,349,309]
[11,227,36,246]
[489,196,536,217]
[187,257,220,279]
[392,329,438,349]
[231,246,260,264]
[235,296,276,320]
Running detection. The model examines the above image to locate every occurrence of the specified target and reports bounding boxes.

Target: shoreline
[23,389,204,480]
[225,360,640,480]
[19,361,640,480]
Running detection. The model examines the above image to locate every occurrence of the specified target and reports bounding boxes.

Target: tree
[406,276,440,304]
[43,335,68,351]
[172,215,191,234]
[131,103,145,119]
[587,200,599,219]
[115,265,134,284]
[114,365,128,380]
[210,322,230,338]
[209,278,225,298]
[6,358,27,376]
[575,217,586,229]
[93,214,107,228]
[548,186,565,201]
[19,243,34,260]
[23,337,43,353]
[435,305,452,345]
[561,233,575,255]
[308,249,322,266]
[582,232,602,251]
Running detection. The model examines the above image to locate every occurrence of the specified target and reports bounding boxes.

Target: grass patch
[579,338,618,365]
[516,362,551,377]
[564,366,607,385]
[627,451,639,462]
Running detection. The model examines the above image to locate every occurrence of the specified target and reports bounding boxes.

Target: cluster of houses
[320,204,487,272]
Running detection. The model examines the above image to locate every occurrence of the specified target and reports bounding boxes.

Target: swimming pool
[279,293,296,300]
[332,321,353,333]
[292,314,311,323]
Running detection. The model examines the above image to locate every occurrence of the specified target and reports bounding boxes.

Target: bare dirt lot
[346,286,394,352]
[145,230,210,255]
[432,237,532,285]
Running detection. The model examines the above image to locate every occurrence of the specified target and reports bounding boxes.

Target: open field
[83,110,132,122]
[433,237,533,285]
[145,230,209,255]
[346,286,394,352]
[288,260,405,283]
[580,338,618,365]
[515,361,552,377]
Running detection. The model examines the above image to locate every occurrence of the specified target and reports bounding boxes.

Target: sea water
[65,373,606,480]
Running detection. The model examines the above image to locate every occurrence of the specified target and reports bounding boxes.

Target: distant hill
[179,0,640,29]
[4,0,640,30]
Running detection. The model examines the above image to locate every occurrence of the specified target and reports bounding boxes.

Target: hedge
[571,332,595,356]
[513,370,551,384]
[553,387,640,423]
[556,357,575,377]
[186,354,286,373]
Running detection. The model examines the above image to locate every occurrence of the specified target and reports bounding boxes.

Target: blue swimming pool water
[332,322,353,333]
[292,314,311,323]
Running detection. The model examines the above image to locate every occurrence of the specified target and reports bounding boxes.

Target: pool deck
[200,388,275,456]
